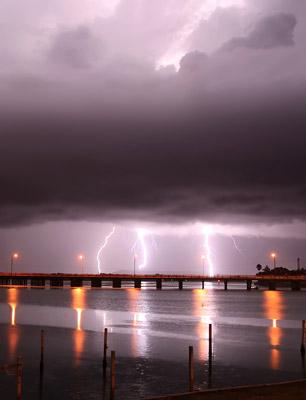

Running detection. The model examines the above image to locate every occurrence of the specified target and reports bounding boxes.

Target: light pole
[201,255,205,276]
[134,254,138,277]
[79,255,84,274]
[11,253,18,276]
[271,253,276,273]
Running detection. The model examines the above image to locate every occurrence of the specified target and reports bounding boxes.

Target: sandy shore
[144,379,306,399]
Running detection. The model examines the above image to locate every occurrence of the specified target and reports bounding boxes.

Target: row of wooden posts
[13,320,306,399]
[13,324,212,399]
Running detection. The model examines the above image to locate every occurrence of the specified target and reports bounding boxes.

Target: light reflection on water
[0,287,306,399]
[8,288,18,326]
[263,291,284,370]
[7,288,20,363]
[193,289,213,361]
[71,287,86,330]
[2,287,302,343]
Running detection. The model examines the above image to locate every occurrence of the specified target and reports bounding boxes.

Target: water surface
[0,285,305,399]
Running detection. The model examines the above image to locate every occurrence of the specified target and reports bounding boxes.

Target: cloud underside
[0,86,305,227]
[0,2,305,227]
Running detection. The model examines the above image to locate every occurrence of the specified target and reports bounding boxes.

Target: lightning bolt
[131,229,150,270]
[203,227,214,277]
[229,235,244,256]
[97,226,116,274]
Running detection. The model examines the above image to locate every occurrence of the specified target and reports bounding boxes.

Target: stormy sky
[1,0,306,275]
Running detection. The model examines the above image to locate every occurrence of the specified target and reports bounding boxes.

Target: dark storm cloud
[220,12,297,51]
[179,51,208,74]
[0,81,306,227]
[0,0,306,228]
[49,26,102,69]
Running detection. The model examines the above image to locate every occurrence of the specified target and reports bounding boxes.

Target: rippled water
[0,284,305,399]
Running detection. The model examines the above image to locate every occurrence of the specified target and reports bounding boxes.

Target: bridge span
[0,273,305,290]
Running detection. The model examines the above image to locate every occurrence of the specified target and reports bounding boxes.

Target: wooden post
[189,346,194,392]
[39,372,44,400]
[103,328,108,370]
[17,356,22,399]
[209,324,212,362]
[301,320,306,354]
[40,330,45,372]
[110,351,115,400]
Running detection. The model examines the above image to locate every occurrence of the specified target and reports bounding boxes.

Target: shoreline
[144,379,306,399]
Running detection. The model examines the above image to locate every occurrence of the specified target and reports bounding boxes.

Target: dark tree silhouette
[264,265,271,273]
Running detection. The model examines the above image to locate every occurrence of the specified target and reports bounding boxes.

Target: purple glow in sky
[1,0,306,274]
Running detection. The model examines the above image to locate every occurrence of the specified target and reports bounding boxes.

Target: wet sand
[144,379,306,399]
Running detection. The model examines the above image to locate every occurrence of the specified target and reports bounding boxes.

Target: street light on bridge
[11,253,18,276]
[133,254,138,277]
[201,255,205,276]
[78,255,84,274]
[271,252,276,272]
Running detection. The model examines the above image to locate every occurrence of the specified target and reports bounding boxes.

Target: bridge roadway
[0,273,305,290]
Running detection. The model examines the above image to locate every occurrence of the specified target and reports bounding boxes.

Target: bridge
[0,273,305,290]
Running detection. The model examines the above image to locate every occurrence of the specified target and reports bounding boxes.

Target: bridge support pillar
[12,278,27,286]
[113,279,121,288]
[91,278,101,288]
[292,281,301,291]
[268,281,276,291]
[71,278,83,287]
[246,280,252,291]
[224,281,228,291]
[179,280,183,290]
[50,279,64,288]
[202,280,204,289]
[31,279,45,287]
[156,279,162,290]
[134,279,141,289]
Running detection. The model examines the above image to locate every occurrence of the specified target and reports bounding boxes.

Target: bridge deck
[0,273,305,290]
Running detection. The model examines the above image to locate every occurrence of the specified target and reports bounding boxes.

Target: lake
[0,284,305,399]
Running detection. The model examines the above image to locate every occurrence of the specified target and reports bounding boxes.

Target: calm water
[0,284,306,399]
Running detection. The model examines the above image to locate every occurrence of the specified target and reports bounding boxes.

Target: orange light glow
[11,304,16,326]
[71,288,85,310]
[71,288,86,364]
[8,288,18,326]
[71,288,86,330]
[263,291,283,369]
[73,329,86,366]
[13,253,18,259]
[76,308,82,330]
[193,289,212,361]
[8,288,18,304]
[271,253,276,258]
[8,325,19,363]
[270,349,280,370]
[7,288,19,362]
[78,255,84,260]
[128,289,139,355]
[201,255,205,259]
[127,288,140,312]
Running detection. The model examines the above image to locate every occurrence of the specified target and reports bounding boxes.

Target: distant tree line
[256,264,306,276]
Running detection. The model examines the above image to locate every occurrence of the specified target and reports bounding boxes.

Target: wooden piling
[40,330,45,372]
[17,356,22,399]
[209,324,212,362]
[189,346,194,392]
[103,328,108,369]
[301,320,306,354]
[110,351,115,400]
